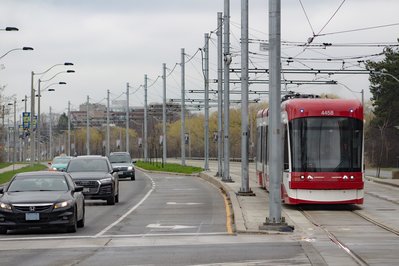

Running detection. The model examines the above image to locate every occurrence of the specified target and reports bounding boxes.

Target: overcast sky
[1,0,399,116]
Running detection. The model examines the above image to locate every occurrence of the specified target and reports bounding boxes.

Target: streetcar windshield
[290,117,362,172]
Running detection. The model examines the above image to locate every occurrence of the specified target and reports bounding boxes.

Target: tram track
[299,208,369,266]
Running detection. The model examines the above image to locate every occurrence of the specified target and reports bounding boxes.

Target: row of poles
[60,0,287,230]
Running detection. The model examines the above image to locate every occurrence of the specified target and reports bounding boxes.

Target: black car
[66,155,119,205]
[0,171,85,234]
[108,152,136,181]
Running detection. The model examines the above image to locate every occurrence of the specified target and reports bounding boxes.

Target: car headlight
[0,202,12,212]
[54,200,72,210]
[127,166,133,171]
[100,177,112,184]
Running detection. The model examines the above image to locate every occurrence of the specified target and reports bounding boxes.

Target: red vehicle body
[256,95,364,204]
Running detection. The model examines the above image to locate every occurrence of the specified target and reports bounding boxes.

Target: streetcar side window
[284,124,289,171]
[256,126,262,163]
[264,125,268,166]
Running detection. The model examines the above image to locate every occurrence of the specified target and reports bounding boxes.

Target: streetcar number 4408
[321,110,334,115]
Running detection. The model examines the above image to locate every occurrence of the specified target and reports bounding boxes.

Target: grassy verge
[0,163,12,169]
[135,161,203,174]
[0,164,48,185]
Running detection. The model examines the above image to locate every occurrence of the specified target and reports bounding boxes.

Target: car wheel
[115,193,119,203]
[131,174,135,181]
[107,194,116,205]
[66,210,78,233]
[77,207,85,228]
[0,227,7,234]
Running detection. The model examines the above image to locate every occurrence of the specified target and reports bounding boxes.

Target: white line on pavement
[94,171,156,237]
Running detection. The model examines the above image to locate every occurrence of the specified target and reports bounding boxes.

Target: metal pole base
[215,171,223,177]
[236,189,256,196]
[259,217,294,232]
[222,177,234,183]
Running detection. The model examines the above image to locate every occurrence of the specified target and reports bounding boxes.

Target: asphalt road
[0,170,311,266]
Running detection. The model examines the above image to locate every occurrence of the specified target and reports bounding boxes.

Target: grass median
[0,164,48,185]
[135,161,203,174]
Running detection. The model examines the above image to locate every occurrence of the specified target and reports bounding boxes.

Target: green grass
[0,163,12,169]
[135,161,203,174]
[0,164,48,185]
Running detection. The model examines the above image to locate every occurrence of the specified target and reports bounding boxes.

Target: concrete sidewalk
[0,164,28,174]
[177,160,399,233]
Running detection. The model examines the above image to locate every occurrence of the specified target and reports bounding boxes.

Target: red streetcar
[256,93,364,204]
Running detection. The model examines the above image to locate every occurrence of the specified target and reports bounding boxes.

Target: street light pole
[126,83,130,153]
[0,47,33,60]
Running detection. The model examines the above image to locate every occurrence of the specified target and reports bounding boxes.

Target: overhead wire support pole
[216,12,223,177]
[86,95,90,155]
[144,75,148,162]
[223,0,233,182]
[238,0,254,195]
[204,33,210,171]
[260,0,293,232]
[106,90,110,156]
[126,83,130,153]
[67,101,71,156]
[181,48,186,166]
[29,71,35,166]
[162,63,167,165]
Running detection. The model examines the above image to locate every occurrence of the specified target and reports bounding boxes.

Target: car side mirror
[132,160,136,163]
[0,187,4,194]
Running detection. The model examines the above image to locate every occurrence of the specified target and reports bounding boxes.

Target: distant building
[70,102,182,135]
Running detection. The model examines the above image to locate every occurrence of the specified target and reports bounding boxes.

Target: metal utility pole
[86,95,90,155]
[144,75,148,162]
[162,63,167,165]
[260,0,292,232]
[238,0,254,195]
[12,99,16,169]
[37,79,41,161]
[67,101,71,156]
[181,48,186,166]
[49,106,53,159]
[106,90,110,156]
[223,0,232,182]
[30,71,35,165]
[126,83,130,153]
[217,12,223,177]
[204,33,210,171]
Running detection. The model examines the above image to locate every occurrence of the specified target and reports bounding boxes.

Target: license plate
[25,213,40,221]
[83,187,90,193]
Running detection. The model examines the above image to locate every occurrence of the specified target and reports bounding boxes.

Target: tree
[365,44,399,168]
[57,113,69,133]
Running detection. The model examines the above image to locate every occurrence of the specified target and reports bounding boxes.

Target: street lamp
[7,99,16,170]
[1,27,19,31]
[373,71,399,83]
[30,62,74,164]
[37,81,68,160]
[0,47,33,60]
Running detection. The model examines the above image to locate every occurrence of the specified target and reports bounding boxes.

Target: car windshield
[8,175,69,192]
[67,158,110,172]
[52,157,71,164]
[109,154,131,163]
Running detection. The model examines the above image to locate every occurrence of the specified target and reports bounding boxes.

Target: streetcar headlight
[300,175,305,180]
[350,176,354,180]
[343,175,349,180]
[307,175,313,180]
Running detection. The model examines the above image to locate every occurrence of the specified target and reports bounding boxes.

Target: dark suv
[66,155,119,205]
[108,152,135,181]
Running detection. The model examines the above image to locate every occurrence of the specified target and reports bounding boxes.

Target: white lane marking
[146,223,197,230]
[173,188,198,191]
[167,202,202,205]
[0,232,230,242]
[94,172,156,237]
